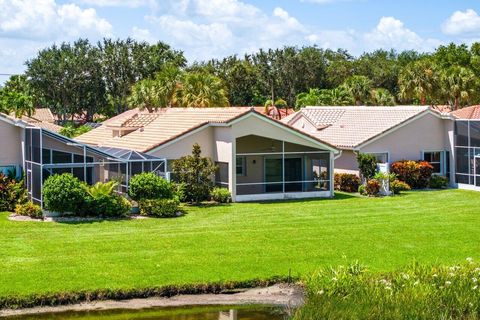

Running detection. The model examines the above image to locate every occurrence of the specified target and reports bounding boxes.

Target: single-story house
[283,106,456,182]
[76,107,340,202]
[0,108,340,204]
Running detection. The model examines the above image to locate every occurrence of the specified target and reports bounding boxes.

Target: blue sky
[1,0,480,83]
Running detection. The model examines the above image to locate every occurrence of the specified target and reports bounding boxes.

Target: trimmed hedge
[42,173,88,214]
[0,276,292,310]
[210,187,232,203]
[334,173,360,192]
[390,180,411,194]
[429,175,449,189]
[138,198,180,217]
[128,173,174,201]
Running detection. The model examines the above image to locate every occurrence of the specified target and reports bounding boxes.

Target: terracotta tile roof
[31,108,55,123]
[29,121,63,133]
[76,108,253,152]
[451,105,480,119]
[284,106,432,149]
[121,113,159,128]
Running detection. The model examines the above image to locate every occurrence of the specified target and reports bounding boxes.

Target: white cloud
[138,0,309,61]
[78,0,152,7]
[442,9,480,35]
[307,16,440,54]
[0,0,112,40]
[364,17,426,51]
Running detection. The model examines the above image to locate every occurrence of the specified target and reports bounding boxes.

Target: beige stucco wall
[0,120,23,167]
[149,126,215,161]
[360,113,451,162]
[334,150,359,174]
[331,114,454,175]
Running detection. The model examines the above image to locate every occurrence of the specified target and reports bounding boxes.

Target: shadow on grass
[253,192,358,205]
[52,211,189,225]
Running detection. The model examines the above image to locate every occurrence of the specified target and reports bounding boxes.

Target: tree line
[1,39,480,122]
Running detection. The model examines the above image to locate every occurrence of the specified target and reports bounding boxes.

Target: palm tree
[154,64,182,108]
[398,59,437,105]
[440,66,476,110]
[174,73,229,108]
[295,88,322,109]
[127,79,162,113]
[343,75,373,106]
[371,88,395,106]
[329,86,353,106]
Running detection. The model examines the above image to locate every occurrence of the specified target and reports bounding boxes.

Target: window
[52,150,72,163]
[236,157,246,176]
[367,152,388,163]
[423,151,443,174]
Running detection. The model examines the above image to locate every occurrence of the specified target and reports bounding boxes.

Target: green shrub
[391,160,433,189]
[42,173,88,214]
[358,184,366,195]
[86,181,131,217]
[174,182,187,203]
[210,187,232,203]
[172,143,217,203]
[138,198,180,218]
[14,202,42,219]
[365,179,380,196]
[334,173,360,192]
[294,260,480,320]
[429,175,449,189]
[390,180,411,194]
[0,173,26,212]
[356,153,377,180]
[128,172,173,201]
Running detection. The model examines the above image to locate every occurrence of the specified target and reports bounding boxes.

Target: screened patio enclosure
[234,135,332,199]
[24,127,166,207]
[454,120,480,188]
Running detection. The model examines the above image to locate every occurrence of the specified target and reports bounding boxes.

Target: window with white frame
[423,151,443,174]
[367,152,389,163]
[236,156,246,176]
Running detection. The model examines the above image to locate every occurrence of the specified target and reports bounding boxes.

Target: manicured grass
[0,190,479,299]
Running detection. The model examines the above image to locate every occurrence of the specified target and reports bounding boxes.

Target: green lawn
[1,189,479,299]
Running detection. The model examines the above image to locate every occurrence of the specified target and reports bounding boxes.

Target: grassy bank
[293,260,480,319]
[1,189,480,307]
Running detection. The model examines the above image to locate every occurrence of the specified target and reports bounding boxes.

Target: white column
[230,138,237,201]
[282,140,285,194]
[329,151,334,197]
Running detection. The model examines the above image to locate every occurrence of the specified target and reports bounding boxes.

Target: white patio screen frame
[235,140,332,196]
[24,127,167,208]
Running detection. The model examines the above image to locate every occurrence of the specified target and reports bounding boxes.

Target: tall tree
[174,73,229,108]
[26,39,106,121]
[343,75,373,105]
[440,66,477,110]
[99,38,186,114]
[398,58,438,105]
[0,75,35,117]
[370,88,395,106]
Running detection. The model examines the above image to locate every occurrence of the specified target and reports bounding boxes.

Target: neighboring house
[283,106,455,182]
[76,107,340,202]
[10,108,63,133]
[0,112,167,207]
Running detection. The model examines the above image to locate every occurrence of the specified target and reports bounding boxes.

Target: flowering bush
[390,180,411,194]
[334,173,360,193]
[0,173,26,212]
[295,259,480,320]
[391,160,433,189]
[15,202,42,219]
[365,179,380,196]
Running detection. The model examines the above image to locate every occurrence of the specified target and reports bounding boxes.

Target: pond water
[5,305,288,320]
